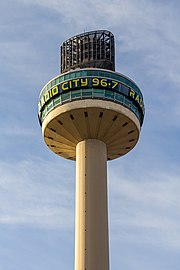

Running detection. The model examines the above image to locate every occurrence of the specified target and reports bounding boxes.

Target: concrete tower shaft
[75,139,109,270]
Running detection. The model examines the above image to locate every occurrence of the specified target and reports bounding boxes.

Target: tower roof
[60,30,115,73]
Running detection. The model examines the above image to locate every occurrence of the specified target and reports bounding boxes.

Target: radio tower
[38,30,145,270]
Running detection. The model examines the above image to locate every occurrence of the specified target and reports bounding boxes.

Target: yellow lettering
[49,90,52,98]
[52,86,58,95]
[81,78,88,87]
[112,80,119,89]
[44,91,50,101]
[92,78,99,86]
[73,79,80,87]
[69,80,72,88]
[62,81,69,91]
[135,95,140,103]
[41,96,45,106]
[129,89,135,98]
[100,78,108,87]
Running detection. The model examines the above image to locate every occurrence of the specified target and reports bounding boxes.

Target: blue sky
[0,0,180,269]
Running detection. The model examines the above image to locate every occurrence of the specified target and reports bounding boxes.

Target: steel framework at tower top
[60,30,115,73]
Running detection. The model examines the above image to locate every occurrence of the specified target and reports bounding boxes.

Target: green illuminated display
[38,69,145,127]
[38,76,144,113]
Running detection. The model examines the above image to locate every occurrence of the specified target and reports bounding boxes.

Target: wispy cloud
[0,125,37,137]
[0,158,75,229]
[1,154,179,251]
[0,41,54,86]
[108,163,180,250]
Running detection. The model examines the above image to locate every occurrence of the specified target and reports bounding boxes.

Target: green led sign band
[38,77,145,114]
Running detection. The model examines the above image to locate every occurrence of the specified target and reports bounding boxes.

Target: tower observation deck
[38,30,145,270]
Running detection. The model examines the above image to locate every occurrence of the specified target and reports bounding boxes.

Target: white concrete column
[75,139,109,270]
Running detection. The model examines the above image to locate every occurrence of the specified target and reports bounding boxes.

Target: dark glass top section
[60,30,115,73]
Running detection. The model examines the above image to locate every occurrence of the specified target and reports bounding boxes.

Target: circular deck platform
[42,99,140,160]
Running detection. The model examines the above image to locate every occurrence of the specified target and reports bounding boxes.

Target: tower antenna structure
[38,30,145,270]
